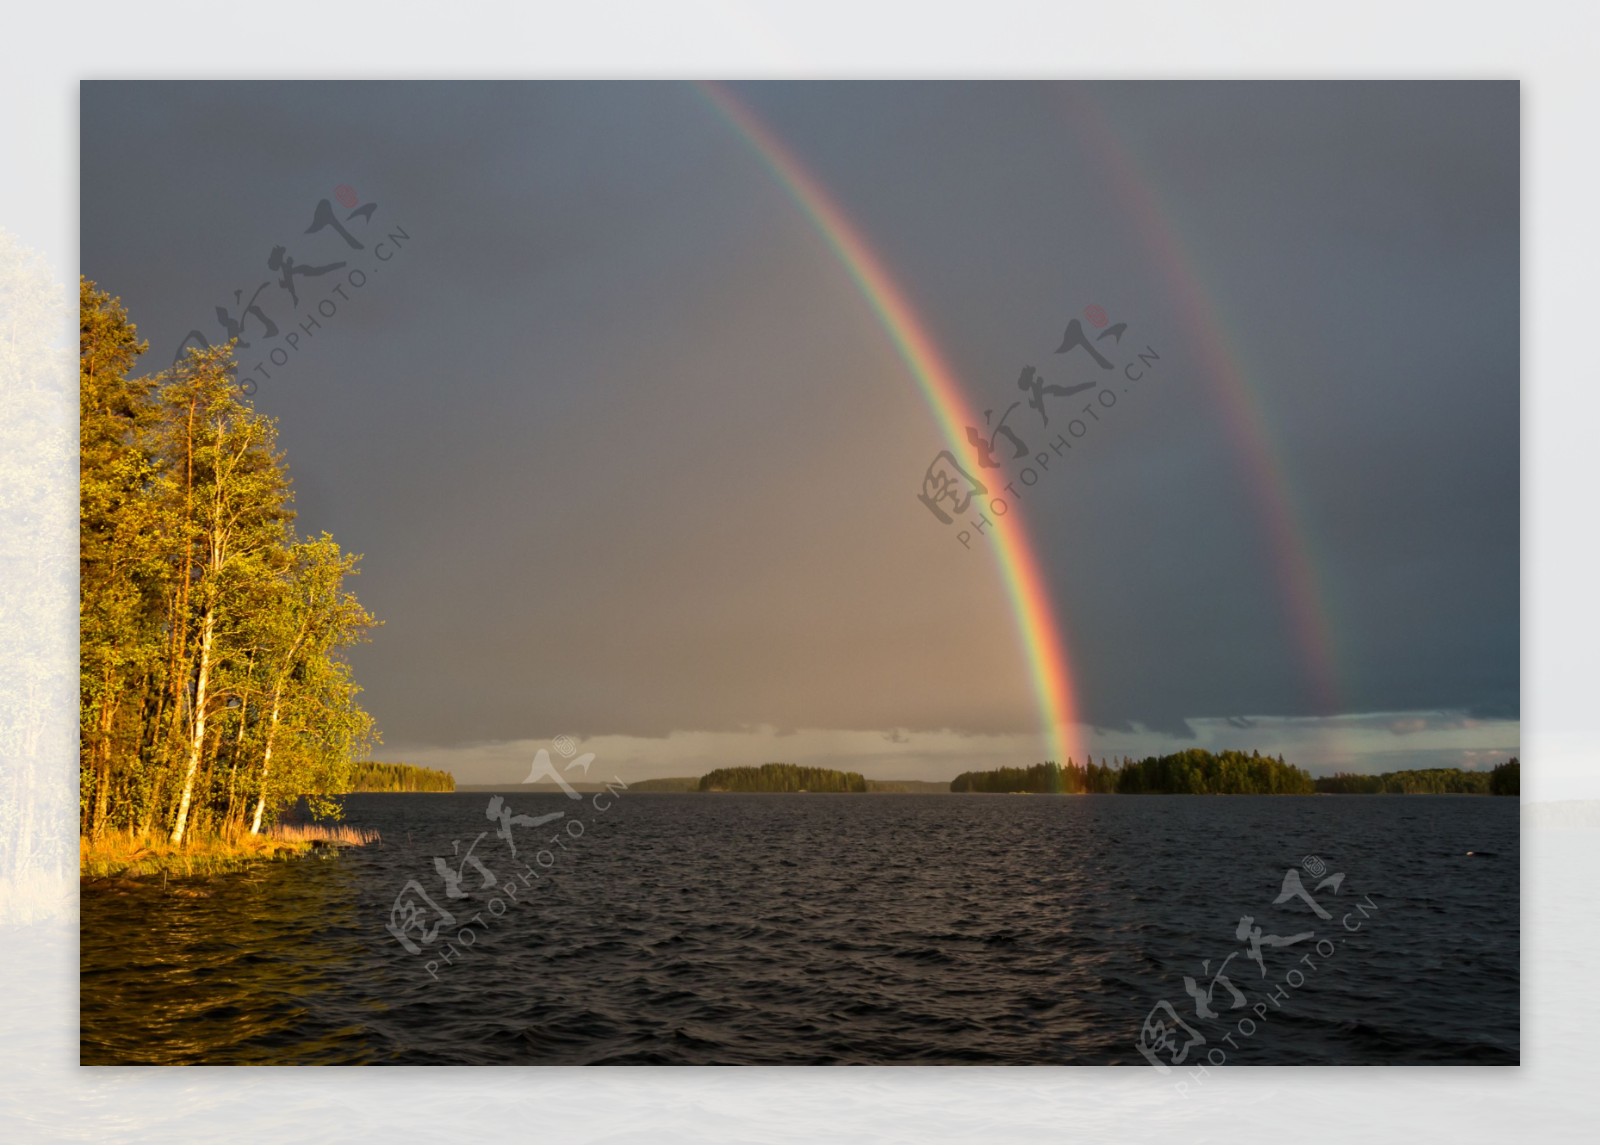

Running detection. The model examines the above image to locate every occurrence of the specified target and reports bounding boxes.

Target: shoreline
[447,786,1514,797]
[80,824,380,880]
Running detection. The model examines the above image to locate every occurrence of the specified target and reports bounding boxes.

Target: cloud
[386,710,1520,785]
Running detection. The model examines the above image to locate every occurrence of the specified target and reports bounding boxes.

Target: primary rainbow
[697,82,1087,769]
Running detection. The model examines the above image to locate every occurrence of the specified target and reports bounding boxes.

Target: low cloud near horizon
[388,711,1521,786]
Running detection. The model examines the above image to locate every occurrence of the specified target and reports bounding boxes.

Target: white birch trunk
[168,606,215,846]
[248,692,282,836]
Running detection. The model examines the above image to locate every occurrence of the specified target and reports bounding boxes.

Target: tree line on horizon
[625,753,1520,797]
[633,775,950,793]
[698,763,869,792]
[949,750,1520,795]
[950,749,1314,794]
[345,762,455,792]
[1315,758,1519,795]
[80,281,378,845]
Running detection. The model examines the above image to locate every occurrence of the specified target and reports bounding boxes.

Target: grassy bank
[80,824,380,879]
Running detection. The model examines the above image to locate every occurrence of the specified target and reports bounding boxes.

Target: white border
[5,2,1593,1141]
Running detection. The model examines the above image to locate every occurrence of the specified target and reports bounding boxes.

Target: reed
[268,823,382,846]
[80,822,379,879]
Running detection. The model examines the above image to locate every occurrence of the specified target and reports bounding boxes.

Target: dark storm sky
[78,81,1519,767]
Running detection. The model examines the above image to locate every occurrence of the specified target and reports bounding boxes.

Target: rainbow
[1062,91,1342,713]
[697,82,1087,768]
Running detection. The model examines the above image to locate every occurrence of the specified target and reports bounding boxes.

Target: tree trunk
[157,394,198,821]
[89,675,117,840]
[249,691,282,836]
[169,606,215,846]
[223,660,252,831]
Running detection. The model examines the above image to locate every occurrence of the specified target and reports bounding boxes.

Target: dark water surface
[80,793,1519,1065]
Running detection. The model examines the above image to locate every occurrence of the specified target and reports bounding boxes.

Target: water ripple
[81,793,1519,1064]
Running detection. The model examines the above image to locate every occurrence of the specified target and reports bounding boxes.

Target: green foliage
[345,762,456,792]
[698,763,869,793]
[951,749,1315,794]
[1489,757,1520,796]
[1310,772,1385,794]
[949,754,1520,796]
[78,280,379,846]
[1314,761,1516,795]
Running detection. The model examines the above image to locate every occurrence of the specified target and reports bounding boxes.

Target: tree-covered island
[698,764,869,792]
[949,750,1520,795]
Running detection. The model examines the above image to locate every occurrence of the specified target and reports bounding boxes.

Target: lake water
[80,793,1519,1065]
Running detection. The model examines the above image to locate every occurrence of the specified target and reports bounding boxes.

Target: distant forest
[345,762,455,792]
[1316,758,1519,795]
[635,775,956,794]
[616,754,1520,798]
[949,750,1520,795]
[699,764,868,792]
[951,750,1313,794]
[864,779,952,793]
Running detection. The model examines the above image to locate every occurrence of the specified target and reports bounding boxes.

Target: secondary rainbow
[697,82,1086,769]
[1062,92,1343,714]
